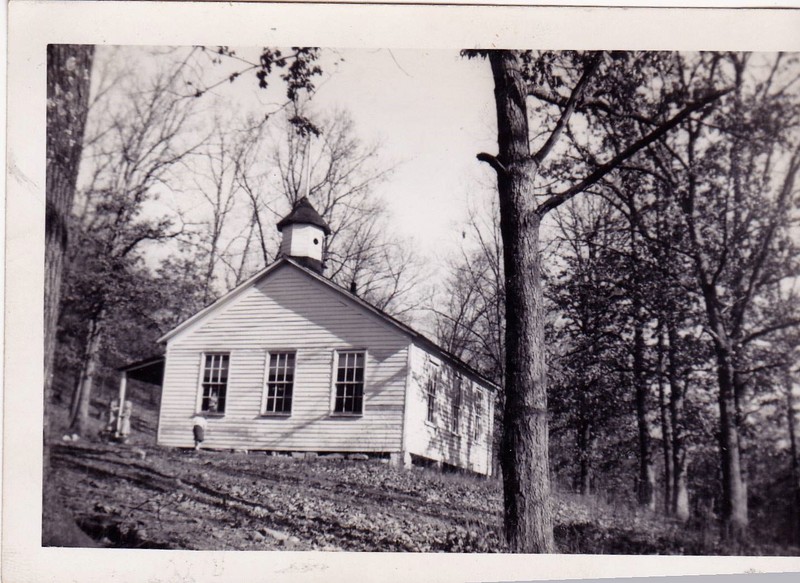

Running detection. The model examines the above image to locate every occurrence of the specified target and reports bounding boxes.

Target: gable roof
[276,197,332,236]
[157,257,499,391]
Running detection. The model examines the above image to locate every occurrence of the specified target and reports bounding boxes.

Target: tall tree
[548,195,631,498]
[642,52,800,540]
[63,55,204,435]
[624,182,657,511]
[473,49,729,552]
[45,45,94,425]
[43,46,96,547]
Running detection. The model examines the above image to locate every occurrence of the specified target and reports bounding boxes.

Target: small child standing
[191,414,207,450]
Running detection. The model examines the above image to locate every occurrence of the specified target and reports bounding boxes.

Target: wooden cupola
[276,197,331,274]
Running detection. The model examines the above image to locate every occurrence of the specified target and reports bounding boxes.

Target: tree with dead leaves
[470,49,730,552]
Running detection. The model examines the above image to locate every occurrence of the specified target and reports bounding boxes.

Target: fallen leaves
[47,441,787,554]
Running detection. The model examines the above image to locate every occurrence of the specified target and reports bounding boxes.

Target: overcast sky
[307,49,499,257]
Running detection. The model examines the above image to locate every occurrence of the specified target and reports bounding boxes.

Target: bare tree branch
[536,87,732,216]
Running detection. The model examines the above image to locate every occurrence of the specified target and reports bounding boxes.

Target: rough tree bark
[45,44,94,418]
[483,50,555,553]
[43,44,97,547]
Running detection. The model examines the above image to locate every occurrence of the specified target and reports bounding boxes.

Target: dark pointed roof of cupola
[276,197,331,236]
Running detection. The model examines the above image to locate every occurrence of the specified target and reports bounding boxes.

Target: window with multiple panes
[425,368,439,424]
[201,353,229,413]
[333,351,365,414]
[264,352,295,414]
[473,390,483,440]
[451,375,463,433]
[196,348,485,429]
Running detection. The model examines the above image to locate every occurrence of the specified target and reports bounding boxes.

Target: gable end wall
[157,264,409,453]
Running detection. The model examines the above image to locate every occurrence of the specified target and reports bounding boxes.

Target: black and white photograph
[7,2,800,581]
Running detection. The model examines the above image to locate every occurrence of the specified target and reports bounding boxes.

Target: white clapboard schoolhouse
[153,198,497,475]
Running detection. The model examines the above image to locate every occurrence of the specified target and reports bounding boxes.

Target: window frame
[330,349,368,416]
[425,364,440,426]
[260,350,297,416]
[473,387,484,441]
[451,374,463,435]
[196,352,230,416]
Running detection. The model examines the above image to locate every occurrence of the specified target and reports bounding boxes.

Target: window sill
[330,412,363,418]
[198,412,225,418]
[424,420,438,430]
[259,412,292,418]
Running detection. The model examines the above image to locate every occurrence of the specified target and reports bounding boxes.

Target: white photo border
[6,2,800,582]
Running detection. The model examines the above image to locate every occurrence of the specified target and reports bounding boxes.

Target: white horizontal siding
[158,263,408,452]
[403,343,494,475]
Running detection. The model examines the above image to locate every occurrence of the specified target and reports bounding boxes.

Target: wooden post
[115,372,127,438]
[390,451,412,469]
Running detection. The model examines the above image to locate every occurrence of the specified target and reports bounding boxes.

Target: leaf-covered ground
[49,442,503,552]
[46,440,797,554]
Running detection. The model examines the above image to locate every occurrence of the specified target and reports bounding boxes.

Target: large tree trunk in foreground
[500,206,553,553]
[46,44,94,423]
[487,50,555,553]
[43,45,94,546]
